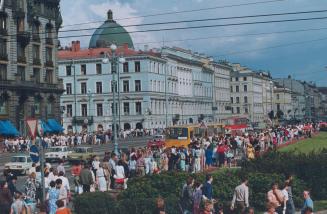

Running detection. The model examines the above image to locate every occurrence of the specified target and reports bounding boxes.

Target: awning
[41,120,53,134]
[0,120,20,136]
[47,119,64,133]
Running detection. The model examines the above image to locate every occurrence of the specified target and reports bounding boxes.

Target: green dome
[89,10,134,49]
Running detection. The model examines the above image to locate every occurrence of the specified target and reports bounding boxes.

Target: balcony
[45,60,54,68]
[33,58,42,66]
[0,28,7,36]
[45,37,54,45]
[0,79,64,93]
[0,53,8,61]
[32,34,40,43]
[17,56,27,64]
[17,31,31,47]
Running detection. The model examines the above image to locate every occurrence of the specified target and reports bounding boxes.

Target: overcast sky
[59,0,327,86]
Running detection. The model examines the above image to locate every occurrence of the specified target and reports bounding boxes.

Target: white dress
[96,167,107,192]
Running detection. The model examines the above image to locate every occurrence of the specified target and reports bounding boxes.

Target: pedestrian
[55,179,67,207]
[128,155,137,178]
[301,190,313,214]
[285,174,295,214]
[96,163,107,192]
[231,176,249,213]
[24,172,39,213]
[205,144,213,169]
[113,160,128,189]
[7,175,18,196]
[58,172,70,205]
[55,200,71,214]
[180,177,194,214]
[91,156,100,176]
[267,182,285,214]
[202,200,214,214]
[302,207,313,214]
[281,181,289,214]
[0,180,13,214]
[193,181,203,214]
[46,181,59,214]
[202,174,214,201]
[217,143,225,168]
[243,207,255,214]
[264,202,278,214]
[154,197,166,214]
[71,162,82,194]
[57,160,65,175]
[29,163,36,175]
[102,162,111,190]
[10,192,27,214]
[79,163,93,193]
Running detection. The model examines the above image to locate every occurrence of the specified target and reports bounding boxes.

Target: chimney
[71,40,80,52]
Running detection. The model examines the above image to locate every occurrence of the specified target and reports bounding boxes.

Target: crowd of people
[178,174,314,214]
[0,122,320,214]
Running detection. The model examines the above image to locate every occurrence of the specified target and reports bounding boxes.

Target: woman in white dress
[113,160,128,189]
[96,163,107,192]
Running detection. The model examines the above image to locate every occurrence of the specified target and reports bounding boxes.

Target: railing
[17,56,27,64]
[32,34,41,43]
[45,60,54,67]
[0,53,8,61]
[33,58,42,66]
[0,79,63,91]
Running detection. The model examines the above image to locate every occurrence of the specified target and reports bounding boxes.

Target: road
[0,136,150,193]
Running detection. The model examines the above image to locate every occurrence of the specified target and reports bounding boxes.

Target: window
[0,100,7,115]
[236,97,240,103]
[231,107,234,114]
[245,108,248,114]
[17,66,25,81]
[123,62,129,73]
[243,77,247,81]
[230,86,233,92]
[17,18,24,32]
[17,42,25,61]
[244,85,247,92]
[123,80,129,92]
[136,102,142,115]
[96,103,103,116]
[111,81,117,93]
[236,86,239,92]
[0,38,6,59]
[0,64,6,80]
[45,70,53,83]
[45,47,52,62]
[230,97,233,104]
[96,82,102,94]
[277,94,280,100]
[66,83,72,95]
[45,26,52,39]
[111,103,118,114]
[244,96,248,104]
[81,104,87,117]
[0,16,6,32]
[235,77,239,81]
[32,45,40,60]
[135,61,140,72]
[135,80,141,92]
[123,102,130,115]
[237,107,240,114]
[96,64,102,74]
[66,104,72,117]
[47,103,53,115]
[66,65,72,76]
[81,82,87,94]
[277,104,280,111]
[81,64,86,75]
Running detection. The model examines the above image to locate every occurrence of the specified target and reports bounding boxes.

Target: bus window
[167,127,188,140]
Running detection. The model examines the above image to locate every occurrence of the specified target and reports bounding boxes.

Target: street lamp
[87,89,92,133]
[102,43,122,155]
[117,57,126,132]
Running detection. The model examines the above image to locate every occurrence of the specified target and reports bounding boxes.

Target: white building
[273,85,293,119]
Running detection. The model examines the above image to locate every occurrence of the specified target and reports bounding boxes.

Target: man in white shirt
[231,177,249,213]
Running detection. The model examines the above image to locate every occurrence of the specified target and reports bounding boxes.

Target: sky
[59,0,327,86]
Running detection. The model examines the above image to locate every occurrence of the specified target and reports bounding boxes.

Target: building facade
[0,0,63,134]
[273,85,292,119]
[230,64,273,125]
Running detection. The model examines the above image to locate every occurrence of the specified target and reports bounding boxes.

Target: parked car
[45,146,72,162]
[147,135,165,148]
[67,147,95,163]
[4,155,33,175]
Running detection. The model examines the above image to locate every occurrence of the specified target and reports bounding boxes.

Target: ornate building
[0,0,63,134]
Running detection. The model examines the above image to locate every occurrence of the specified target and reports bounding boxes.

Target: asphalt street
[0,136,150,192]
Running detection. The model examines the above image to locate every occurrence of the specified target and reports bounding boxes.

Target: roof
[89,10,134,49]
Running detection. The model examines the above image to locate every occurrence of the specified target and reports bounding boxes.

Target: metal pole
[73,60,77,133]
[117,63,121,135]
[112,52,118,155]
[165,64,168,128]
[88,93,91,133]
[39,138,46,203]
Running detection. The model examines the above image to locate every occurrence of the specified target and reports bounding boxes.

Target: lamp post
[72,60,77,133]
[118,57,126,133]
[102,44,124,155]
[87,89,92,133]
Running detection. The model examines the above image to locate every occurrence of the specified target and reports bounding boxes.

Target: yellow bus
[164,123,225,148]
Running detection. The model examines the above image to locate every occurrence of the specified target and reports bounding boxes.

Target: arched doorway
[123,123,131,130]
[136,122,143,130]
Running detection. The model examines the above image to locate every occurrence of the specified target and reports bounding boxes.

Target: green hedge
[74,170,306,213]
[243,150,327,199]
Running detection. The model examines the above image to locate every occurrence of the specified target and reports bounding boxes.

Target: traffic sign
[30,145,39,163]
[26,119,38,139]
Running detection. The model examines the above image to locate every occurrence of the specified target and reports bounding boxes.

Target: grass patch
[279,132,327,154]
[315,200,327,211]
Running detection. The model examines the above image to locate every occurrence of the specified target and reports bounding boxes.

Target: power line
[214,35,327,58]
[133,26,327,46]
[4,15,327,45]
[59,9,327,34]
[62,0,287,28]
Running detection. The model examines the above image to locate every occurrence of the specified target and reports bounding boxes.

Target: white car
[4,155,33,175]
[45,146,71,162]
